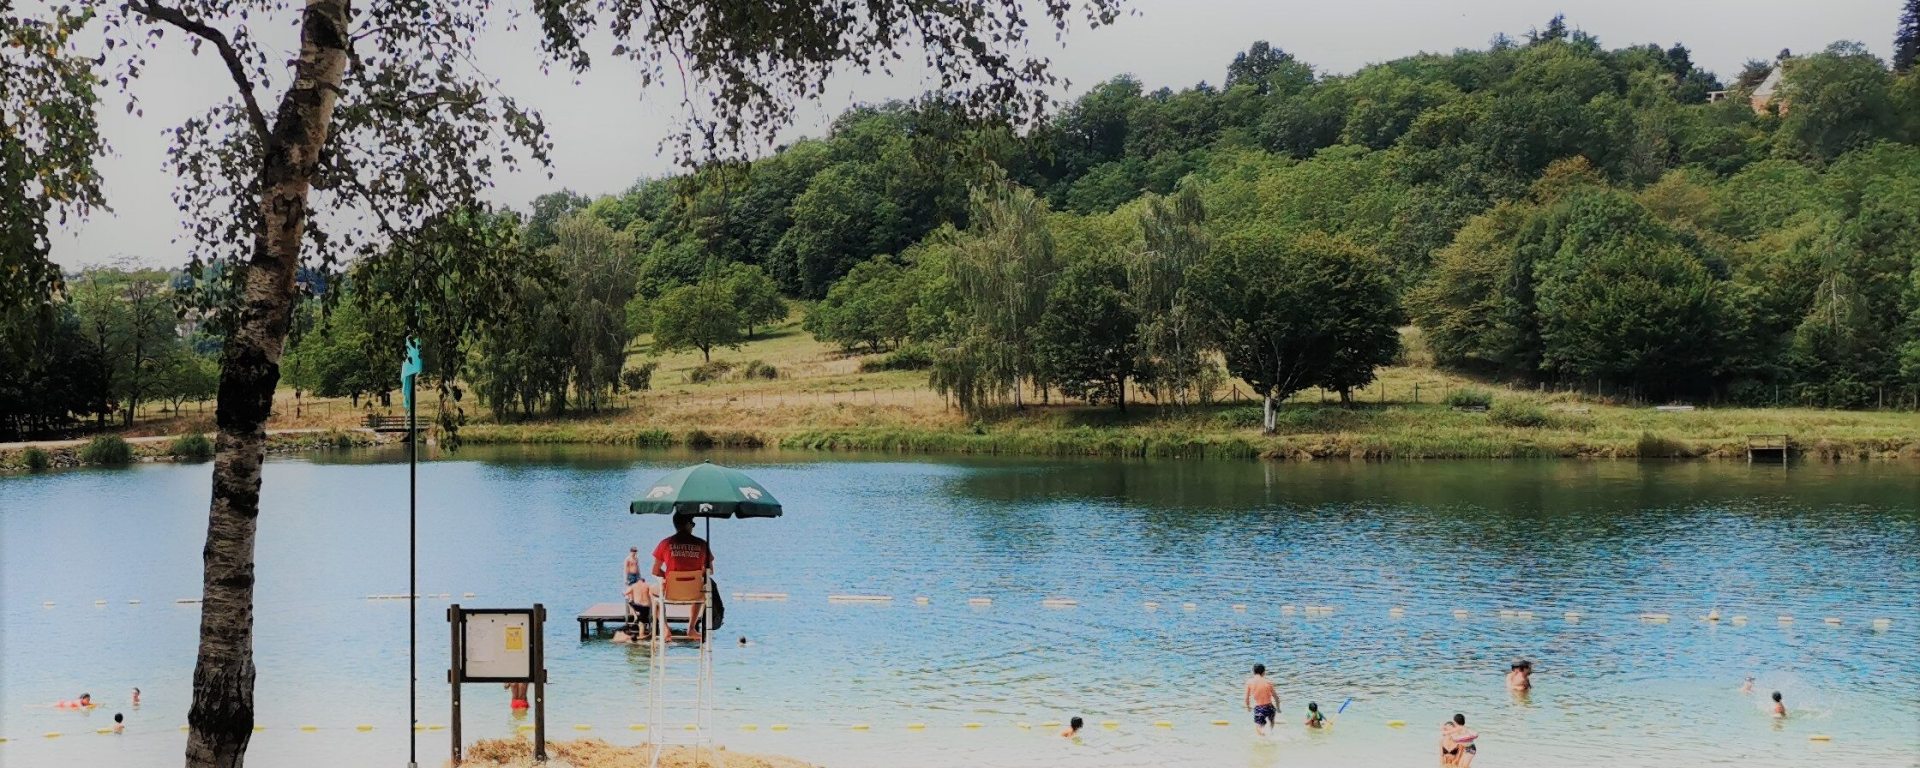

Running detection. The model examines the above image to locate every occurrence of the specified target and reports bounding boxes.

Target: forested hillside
[9,15,1920,440]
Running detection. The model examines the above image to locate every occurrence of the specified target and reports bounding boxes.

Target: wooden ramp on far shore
[1746,434,1789,462]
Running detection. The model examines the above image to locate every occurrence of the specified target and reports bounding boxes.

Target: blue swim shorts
[1253,704,1276,726]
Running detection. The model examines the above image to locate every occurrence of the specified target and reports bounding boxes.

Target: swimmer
[112,713,124,734]
[505,682,529,711]
[1440,720,1460,766]
[1506,660,1533,692]
[624,547,640,586]
[1244,663,1278,736]
[1740,676,1754,695]
[56,693,93,709]
[1059,716,1083,738]
[1450,714,1478,768]
[1304,702,1325,729]
[738,636,749,646]
[132,687,141,707]
[1770,691,1785,718]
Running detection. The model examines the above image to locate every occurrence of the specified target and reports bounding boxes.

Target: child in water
[1770,691,1786,718]
[1304,702,1326,729]
[1059,716,1083,738]
[112,713,124,734]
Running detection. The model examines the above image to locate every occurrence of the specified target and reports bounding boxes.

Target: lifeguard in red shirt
[652,513,713,640]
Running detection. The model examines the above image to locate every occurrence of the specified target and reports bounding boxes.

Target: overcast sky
[50,0,1901,270]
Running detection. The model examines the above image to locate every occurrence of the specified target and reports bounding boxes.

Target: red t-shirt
[653,534,711,574]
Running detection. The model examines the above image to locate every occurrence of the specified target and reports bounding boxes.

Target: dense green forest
[8,15,1920,438]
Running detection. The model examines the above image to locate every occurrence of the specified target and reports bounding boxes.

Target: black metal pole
[409,387,418,768]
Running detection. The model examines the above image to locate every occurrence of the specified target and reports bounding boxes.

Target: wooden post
[449,605,463,765]
[532,604,547,763]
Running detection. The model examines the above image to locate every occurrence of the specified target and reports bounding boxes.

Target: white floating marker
[1142,600,1159,610]
[1563,611,1581,622]
[1639,613,1671,623]
[1871,618,1892,630]
[827,594,893,603]
[738,592,789,601]
[1704,609,1721,622]
[967,597,992,606]
[1778,615,1794,624]
[912,596,929,605]
[1181,602,1197,612]
[93,599,107,606]
[1231,604,1247,612]
[1731,615,1748,625]
[126,599,141,605]
[41,601,54,608]
[1041,598,1078,608]
[1281,604,1296,615]
[1453,609,1470,619]
[175,598,200,604]
[1822,617,1841,626]
[1389,607,1406,617]
[462,592,475,598]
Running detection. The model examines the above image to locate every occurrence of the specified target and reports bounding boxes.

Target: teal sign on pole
[400,338,423,411]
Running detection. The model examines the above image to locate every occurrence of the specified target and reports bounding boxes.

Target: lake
[2,447,1917,767]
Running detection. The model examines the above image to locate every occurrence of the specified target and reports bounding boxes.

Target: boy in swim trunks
[1244,663,1277,736]
[1770,691,1786,718]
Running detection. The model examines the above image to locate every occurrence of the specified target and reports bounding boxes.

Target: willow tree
[1129,184,1209,408]
[935,178,1059,412]
[10,1,1126,765]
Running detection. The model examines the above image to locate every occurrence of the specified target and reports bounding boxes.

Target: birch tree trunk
[1262,392,1276,434]
[187,3,349,766]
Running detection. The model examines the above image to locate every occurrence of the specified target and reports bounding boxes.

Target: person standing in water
[1304,702,1326,729]
[1506,660,1533,693]
[505,682,529,712]
[624,547,640,586]
[1244,663,1278,736]
[1059,716,1083,738]
[1740,676,1754,695]
[112,713,124,734]
[1440,720,1460,765]
[1770,691,1786,718]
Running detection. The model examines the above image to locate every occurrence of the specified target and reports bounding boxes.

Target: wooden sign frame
[449,604,547,764]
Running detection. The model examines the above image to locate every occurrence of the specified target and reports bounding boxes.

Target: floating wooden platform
[576,602,629,639]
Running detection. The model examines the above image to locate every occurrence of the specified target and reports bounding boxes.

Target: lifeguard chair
[646,569,715,767]
[628,462,784,768]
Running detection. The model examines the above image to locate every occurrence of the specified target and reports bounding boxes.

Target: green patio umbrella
[628,461,784,518]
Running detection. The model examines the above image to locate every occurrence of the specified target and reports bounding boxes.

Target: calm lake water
[2,447,1917,768]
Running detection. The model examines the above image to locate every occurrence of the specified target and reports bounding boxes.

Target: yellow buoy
[1809,734,1832,742]
[1387,720,1406,728]
[253,725,266,732]
[770,724,789,731]
[628,724,647,731]
[300,725,318,732]
[515,724,534,732]
[1100,720,1119,729]
[741,724,759,731]
[44,732,61,738]
[1153,720,1172,728]
[850,724,870,731]
[355,724,373,732]
[683,724,698,731]
[1015,722,1032,729]
[429,724,445,731]
[1040,721,1061,727]
[572,724,591,731]
[963,722,982,729]
[179,725,190,732]
[905,723,925,730]
[1212,719,1231,726]
[96,727,114,734]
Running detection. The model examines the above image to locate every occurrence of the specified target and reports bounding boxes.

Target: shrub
[1637,431,1686,458]
[23,447,52,471]
[1446,388,1493,408]
[620,362,658,392]
[741,360,779,380]
[686,361,735,384]
[1489,399,1550,428]
[1212,405,1266,429]
[857,346,935,372]
[80,435,133,465]
[168,433,215,461]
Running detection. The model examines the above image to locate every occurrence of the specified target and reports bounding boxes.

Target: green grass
[79,435,133,465]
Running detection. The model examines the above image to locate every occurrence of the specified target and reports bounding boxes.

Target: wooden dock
[576,602,629,639]
[1746,434,1789,462]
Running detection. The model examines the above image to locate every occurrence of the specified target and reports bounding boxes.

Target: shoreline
[3,416,1918,472]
